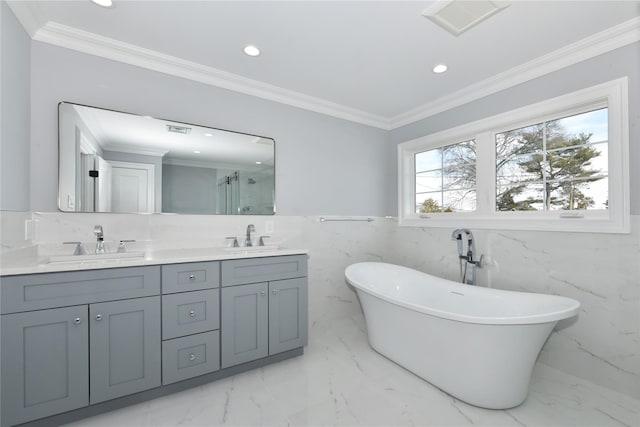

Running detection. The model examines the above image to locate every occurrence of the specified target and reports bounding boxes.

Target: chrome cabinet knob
[189,310,196,317]
[189,274,195,281]
[189,353,196,361]
[260,291,266,297]
[95,314,103,321]
[73,317,81,324]
[271,289,278,295]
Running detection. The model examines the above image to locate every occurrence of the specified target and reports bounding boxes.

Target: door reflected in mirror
[58,102,275,215]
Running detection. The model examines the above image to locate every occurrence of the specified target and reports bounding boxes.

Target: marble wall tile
[4,211,637,398]
[27,213,382,332]
[386,216,640,399]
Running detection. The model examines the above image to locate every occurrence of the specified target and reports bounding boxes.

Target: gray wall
[162,164,217,214]
[1,1,30,211]
[29,42,393,216]
[390,42,640,215]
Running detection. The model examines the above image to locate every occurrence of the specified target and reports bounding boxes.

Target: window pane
[415,140,476,214]
[443,189,476,212]
[547,177,609,211]
[496,123,543,162]
[415,149,441,173]
[551,108,608,146]
[545,145,606,179]
[588,142,608,174]
[416,193,444,213]
[416,190,476,213]
[416,170,442,192]
[496,154,541,186]
[442,141,475,167]
[496,182,544,211]
[443,165,475,190]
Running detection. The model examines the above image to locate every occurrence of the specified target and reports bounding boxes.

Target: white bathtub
[345,262,580,409]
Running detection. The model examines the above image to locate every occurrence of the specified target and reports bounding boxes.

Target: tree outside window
[495,108,608,212]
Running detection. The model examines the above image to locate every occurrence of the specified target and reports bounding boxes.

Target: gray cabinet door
[89,296,161,404]
[269,278,308,355]
[221,282,268,368]
[1,306,89,426]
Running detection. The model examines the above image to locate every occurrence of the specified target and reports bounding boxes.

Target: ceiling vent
[423,0,511,36]
[166,124,191,134]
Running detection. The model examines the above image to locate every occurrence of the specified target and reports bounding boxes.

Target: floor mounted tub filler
[345,262,580,409]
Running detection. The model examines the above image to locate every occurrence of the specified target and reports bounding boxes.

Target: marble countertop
[0,247,309,276]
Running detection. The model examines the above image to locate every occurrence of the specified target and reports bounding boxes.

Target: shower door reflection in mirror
[58,102,275,214]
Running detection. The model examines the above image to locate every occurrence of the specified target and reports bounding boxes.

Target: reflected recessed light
[193,150,201,154]
[204,133,213,137]
[433,64,448,73]
[255,161,262,165]
[91,0,113,8]
[243,45,261,57]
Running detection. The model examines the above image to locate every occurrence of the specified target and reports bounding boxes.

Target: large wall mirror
[58,102,275,215]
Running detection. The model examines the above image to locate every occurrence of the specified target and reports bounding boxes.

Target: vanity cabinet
[0,267,161,426]
[1,253,307,426]
[221,255,308,369]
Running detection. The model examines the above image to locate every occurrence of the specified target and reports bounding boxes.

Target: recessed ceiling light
[243,45,261,57]
[193,150,201,154]
[255,161,262,165]
[433,64,448,74]
[204,133,213,137]
[91,0,113,8]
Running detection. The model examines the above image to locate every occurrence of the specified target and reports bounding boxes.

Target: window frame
[398,78,630,233]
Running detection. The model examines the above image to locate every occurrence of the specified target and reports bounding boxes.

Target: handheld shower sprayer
[451,229,484,285]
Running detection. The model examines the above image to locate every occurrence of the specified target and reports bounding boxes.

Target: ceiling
[7,1,640,129]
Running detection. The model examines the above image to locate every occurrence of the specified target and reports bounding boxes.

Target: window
[415,140,476,213]
[398,78,629,233]
[495,108,609,212]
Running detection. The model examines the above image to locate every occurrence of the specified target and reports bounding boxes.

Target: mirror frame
[57,101,276,215]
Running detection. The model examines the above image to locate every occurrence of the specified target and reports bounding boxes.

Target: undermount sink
[46,251,146,264]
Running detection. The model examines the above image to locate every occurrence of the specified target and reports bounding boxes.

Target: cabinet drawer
[1,266,161,314]
[221,255,307,287]
[162,289,219,339]
[162,262,220,294]
[162,331,220,385]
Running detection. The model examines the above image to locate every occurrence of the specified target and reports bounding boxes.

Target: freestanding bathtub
[345,262,580,409]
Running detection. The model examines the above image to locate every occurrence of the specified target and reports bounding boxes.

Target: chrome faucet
[245,224,255,247]
[93,225,106,254]
[451,228,483,285]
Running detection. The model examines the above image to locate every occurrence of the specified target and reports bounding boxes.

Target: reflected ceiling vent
[423,0,511,36]
[166,124,191,134]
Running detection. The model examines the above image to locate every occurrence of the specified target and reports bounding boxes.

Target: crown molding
[7,1,638,131]
[29,21,392,130]
[389,16,640,129]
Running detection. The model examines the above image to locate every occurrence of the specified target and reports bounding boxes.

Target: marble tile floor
[64,315,639,427]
